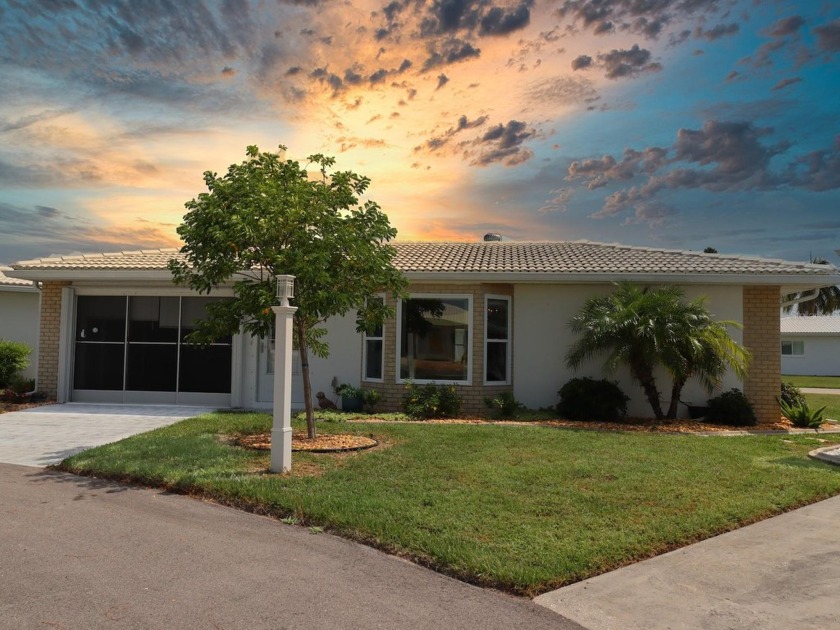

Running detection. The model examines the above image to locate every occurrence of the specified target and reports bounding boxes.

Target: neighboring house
[7,241,840,423]
[781,316,840,376]
[0,267,40,381]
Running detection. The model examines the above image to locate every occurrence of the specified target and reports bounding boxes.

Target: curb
[809,445,840,466]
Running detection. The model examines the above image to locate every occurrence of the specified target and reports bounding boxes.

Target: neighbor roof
[8,241,840,289]
[781,316,840,335]
[0,266,38,291]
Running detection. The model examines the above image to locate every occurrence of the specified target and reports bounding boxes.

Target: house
[781,316,840,377]
[0,267,40,381]
[7,241,840,423]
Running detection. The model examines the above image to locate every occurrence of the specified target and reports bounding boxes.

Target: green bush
[362,388,380,414]
[0,340,31,388]
[705,388,757,426]
[780,381,806,408]
[558,377,629,422]
[778,398,826,429]
[484,391,524,418]
[402,382,462,419]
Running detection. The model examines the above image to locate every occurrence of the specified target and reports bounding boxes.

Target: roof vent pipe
[483,233,502,242]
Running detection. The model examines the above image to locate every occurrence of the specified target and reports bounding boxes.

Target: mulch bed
[0,400,53,414]
[236,432,378,452]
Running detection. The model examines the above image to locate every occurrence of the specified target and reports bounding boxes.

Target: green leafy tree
[169,145,407,438]
[783,257,840,315]
[566,283,750,420]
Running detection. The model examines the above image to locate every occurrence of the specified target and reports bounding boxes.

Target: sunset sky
[1,0,839,266]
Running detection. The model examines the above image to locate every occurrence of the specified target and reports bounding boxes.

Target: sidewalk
[535,493,840,629]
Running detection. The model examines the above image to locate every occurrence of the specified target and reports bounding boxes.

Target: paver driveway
[0,403,214,467]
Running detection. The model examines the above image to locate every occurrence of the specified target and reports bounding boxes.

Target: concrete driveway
[0,403,215,466]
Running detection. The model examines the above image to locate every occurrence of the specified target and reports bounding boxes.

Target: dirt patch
[0,400,53,414]
[236,432,378,452]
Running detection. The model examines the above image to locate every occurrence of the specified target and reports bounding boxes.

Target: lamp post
[271,275,297,473]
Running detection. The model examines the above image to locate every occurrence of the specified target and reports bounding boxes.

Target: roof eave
[405,271,840,290]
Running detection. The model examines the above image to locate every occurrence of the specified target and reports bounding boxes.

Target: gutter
[780,288,820,309]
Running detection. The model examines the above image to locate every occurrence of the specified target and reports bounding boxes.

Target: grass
[58,411,840,596]
[804,393,840,421]
[783,375,840,389]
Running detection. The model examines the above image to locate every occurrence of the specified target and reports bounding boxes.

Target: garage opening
[72,295,232,406]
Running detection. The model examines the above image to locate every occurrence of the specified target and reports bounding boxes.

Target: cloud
[771,77,802,91]
[571,54,592,70]
[538,187,573,213]
[526,76,599,106]
[599,45,661,79]
[814,19,840,53]
[436,73,450,90]
[421,40,481,71]
[479,3,533,37]
[554,0,731,40]
[696,22,738,41]
[566,120,821,217]
[471,120,535,166]
[767,16,805,38]
[414,114,488,153]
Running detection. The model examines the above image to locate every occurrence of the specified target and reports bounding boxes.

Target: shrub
[778,398,826,429]
[0,340,31,387]
[484,391,524,418]
[704,388,757,426]
[7,374,35,395]
[780,381,806,408]
[362,388,380,414]
[402,382,462,419]
[557,377,629,422]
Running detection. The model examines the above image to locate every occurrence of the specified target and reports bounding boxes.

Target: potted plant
[335,383,364,412]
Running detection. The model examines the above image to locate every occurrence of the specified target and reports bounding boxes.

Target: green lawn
[784,375,840,388]
[58,412,840,596]
[804,393,840,421]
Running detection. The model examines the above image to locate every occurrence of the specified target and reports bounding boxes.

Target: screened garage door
[72,295,232,406]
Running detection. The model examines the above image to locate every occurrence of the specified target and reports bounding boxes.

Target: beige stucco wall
[0,288,40,381]
[513,283,745,417]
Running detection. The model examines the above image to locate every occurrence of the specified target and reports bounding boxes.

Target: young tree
[566,283,749,420]
[169,145,407,438]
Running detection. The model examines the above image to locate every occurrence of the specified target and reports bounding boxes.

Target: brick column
[37,281,70,400]
[742,285,781,425]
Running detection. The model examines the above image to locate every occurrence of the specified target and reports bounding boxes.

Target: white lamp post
[270,275,297,473]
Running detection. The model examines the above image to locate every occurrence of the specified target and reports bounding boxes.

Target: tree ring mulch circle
[235,432,378,453]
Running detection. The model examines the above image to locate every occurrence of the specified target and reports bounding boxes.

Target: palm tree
[783,257,840,315]
[566,283,750,420]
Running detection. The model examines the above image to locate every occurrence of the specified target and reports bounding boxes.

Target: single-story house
[781,316,840,376]
[7,241,840,423]
[0,267,40,381]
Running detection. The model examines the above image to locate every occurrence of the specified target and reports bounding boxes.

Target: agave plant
[778,398,827,429]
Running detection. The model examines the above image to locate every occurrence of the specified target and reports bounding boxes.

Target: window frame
[362,295,385,383]
[396,293,473,385]
[781,339,805,356]
[484,294,511,385]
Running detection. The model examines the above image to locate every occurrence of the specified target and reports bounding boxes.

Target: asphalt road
[0,463,579,630]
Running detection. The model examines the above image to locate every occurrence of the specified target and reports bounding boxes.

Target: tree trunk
[631,361,664,420]
[666,378,687,420]
[295,319,316,439]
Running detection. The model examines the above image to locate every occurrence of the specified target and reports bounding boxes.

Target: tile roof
[391,241,836,276]
[0,266,37,288]
[781,316,840,334]
[9,241,838,277]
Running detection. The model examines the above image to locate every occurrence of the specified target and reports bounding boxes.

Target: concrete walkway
[0,403,215,466]
[801,387,840,395]
[536,494,840,629]
[0,463,576,630]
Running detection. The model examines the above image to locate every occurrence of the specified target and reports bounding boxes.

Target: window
[363,296,384,381]
[485,296,510,384]
[398,295,471,383]
[781,340,805,356]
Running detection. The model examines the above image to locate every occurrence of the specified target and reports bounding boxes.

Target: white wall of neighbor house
[781,336,840,376]
[512,283,744,417]
[0,288,40,380]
